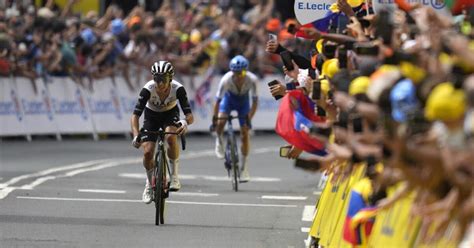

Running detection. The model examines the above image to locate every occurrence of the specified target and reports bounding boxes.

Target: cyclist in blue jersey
[212,55,259,182]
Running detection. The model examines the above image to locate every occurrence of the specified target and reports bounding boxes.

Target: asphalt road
[0,134,322,248]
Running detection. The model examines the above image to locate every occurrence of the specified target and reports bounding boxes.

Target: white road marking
[301,227,310,233]
[17,196,298,208]
[302,205,316,222]
[0,187,15,199]
[313,191,322,195]
[78,189,126,194]
[119,173,281,182]
[1,147,279,200]
[0,159,109,188]
[172,192,218,197]
[261,195,307,201]
[253,147,279,154]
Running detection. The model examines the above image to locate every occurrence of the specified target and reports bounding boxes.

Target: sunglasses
[153,74,171,84]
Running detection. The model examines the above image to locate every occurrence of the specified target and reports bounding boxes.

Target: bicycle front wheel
[159,150,167,225]
[154,150,165,226]
[229,137,239,192]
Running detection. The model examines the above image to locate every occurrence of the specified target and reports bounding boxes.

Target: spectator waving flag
[194,67,215,107]
[343,177,378,246]
[275,90,327,155]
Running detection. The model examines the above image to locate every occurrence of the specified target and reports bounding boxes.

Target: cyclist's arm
[213,77,227,117]
[249,75,259,119]
[131,88,151,136]
[176,87,194,125]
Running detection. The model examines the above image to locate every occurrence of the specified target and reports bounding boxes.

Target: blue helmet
[229,55,249,72]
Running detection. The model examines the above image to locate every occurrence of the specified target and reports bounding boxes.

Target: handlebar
[141,129,186,151]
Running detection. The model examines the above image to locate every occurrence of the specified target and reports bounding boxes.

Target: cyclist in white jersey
[212,55,258,182]
[131,61,194,204]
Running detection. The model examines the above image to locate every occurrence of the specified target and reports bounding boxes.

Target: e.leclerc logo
[294,0,335,25]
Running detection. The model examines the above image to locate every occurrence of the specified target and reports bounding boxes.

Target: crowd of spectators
[261,0,473,246]
[0,0,303,93]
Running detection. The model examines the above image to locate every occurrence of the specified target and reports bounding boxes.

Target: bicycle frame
[217,115,244,192]
[142,128,185,225]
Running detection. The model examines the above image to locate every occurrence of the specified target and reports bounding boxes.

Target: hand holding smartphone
[268,33,277,42]
[268,80,283,100]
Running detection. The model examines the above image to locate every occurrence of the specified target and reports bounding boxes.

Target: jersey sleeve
[250,75,258,101]
[215,76,227,100]
[133,88,151,117]
[176,86,192,115]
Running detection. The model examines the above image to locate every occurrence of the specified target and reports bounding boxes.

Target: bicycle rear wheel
[229,136,239,192]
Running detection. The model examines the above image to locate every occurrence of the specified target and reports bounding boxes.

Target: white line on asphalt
[302,205,316,222]
[78,189,126,194]
[313,191,322,195]
[1,147,279,200]
[0,159,109,188]
[253,147,279,154]
[119,173,281,182]
[17,196,298,208]
[0,187,15,199]
[301,227,310,233]
[172,192,219,197]
[261,195,308,201]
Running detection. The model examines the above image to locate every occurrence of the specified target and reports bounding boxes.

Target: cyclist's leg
[237,96,251,181]
[165,107,181,190]
[215,93,231,158]
[142,109,161,202]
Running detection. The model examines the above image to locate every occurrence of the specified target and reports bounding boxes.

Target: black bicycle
[216,115,247,192]
[143,128,185,225]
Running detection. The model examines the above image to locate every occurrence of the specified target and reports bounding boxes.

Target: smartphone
[280,50,294,71]
[279,145,292,157]
[268,33,277,41]
[338,47,348,69]
[352,116,363,133]
[268,80,283,100]
[294,158,321,171]
[308,68,316,80]
[355,43,379,56]
[312,79,321,100]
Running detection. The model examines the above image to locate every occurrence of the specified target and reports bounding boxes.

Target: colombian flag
[343,177,378,246]
[275,90,327,155]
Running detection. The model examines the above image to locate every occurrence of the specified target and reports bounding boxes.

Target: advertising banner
[16,77,58,135]
[87,78,128,133]
[47,77,95,134]
[0,77,27,136]
[294,0,336,25]
[372,0,451,15]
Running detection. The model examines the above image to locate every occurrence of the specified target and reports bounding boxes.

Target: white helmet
[151,60,174,76]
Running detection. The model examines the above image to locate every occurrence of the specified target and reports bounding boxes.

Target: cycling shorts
[218,92,251,127]
[141,106,180,143]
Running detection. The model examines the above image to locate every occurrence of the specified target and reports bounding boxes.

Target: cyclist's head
[151,61,174,85]
[229,55,249,73]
